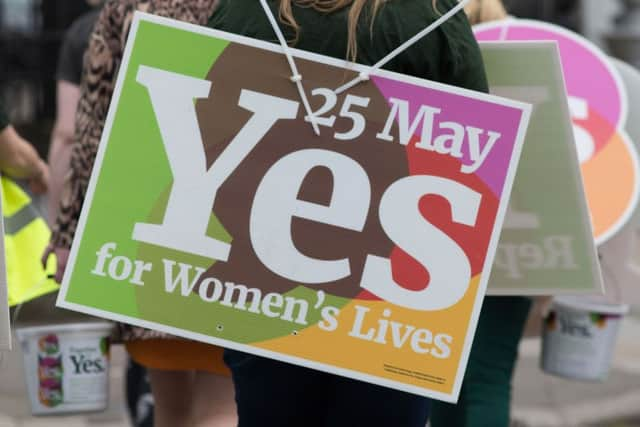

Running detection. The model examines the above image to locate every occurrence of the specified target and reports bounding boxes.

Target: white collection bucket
[541,297,628,381]
[15,322,113,415]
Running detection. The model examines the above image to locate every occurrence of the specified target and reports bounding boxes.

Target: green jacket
[208,0,488,93]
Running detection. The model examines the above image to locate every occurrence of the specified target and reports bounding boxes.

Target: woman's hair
[463,0,507,25]
[278,0,438,61]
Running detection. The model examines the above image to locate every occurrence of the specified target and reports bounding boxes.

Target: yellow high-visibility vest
[2,176,58,306]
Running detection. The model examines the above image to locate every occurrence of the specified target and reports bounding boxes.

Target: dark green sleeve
[0,99,9,131]
[436,0,489,93]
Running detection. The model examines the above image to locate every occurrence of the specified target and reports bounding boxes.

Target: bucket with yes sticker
[541,297,628,381]
[15,322,112,415]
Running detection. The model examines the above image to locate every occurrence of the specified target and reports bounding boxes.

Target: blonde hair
[278,0,438,61]
[463,0,507,25]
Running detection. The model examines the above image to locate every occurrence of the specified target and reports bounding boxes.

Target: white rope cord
[335,0,472,94]
[259,0,321,135]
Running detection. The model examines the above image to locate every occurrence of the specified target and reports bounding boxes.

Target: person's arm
[47,81,81,225]
[44,0,132,281]
[0,124,49,193]
[44,0,220,280]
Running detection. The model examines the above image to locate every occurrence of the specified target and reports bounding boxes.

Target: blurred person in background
[47,7,100,225]
[429,1,533,426]
[0,101,49,192]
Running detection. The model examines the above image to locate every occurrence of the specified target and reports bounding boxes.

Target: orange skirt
[125,339,230,375]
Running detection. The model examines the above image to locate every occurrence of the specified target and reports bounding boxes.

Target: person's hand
[42,244,70,283]
[29,160,50,194]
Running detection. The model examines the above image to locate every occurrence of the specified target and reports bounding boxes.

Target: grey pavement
[1,315,638,426]
[510,312,640,427]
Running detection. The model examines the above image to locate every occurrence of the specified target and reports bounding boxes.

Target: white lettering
[432,334,453,359]
[410,329,433,354]
[377,98,501,173]
[261,293,285,318]
[494,236,578,279]
[250,149,370,284]
[162,259,205,296]
[318,306,339,332]
[462,126,501,174]
[360,176,481,311]
[108,256,132,281]
[133,65,299,260]
[130,260,152,286]
[281,297,309,325]
[220,282,262,314]
[377,97,441,146]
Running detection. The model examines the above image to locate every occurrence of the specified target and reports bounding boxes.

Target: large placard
[58,13,530,401]
[479,42,602,295]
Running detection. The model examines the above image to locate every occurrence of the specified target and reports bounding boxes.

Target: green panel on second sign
[482,42,602,295]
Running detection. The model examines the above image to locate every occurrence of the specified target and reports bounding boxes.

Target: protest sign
[58,13,530,401]
[0,179,10,350]
[477,42,602,295]
[476,20,640,246]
